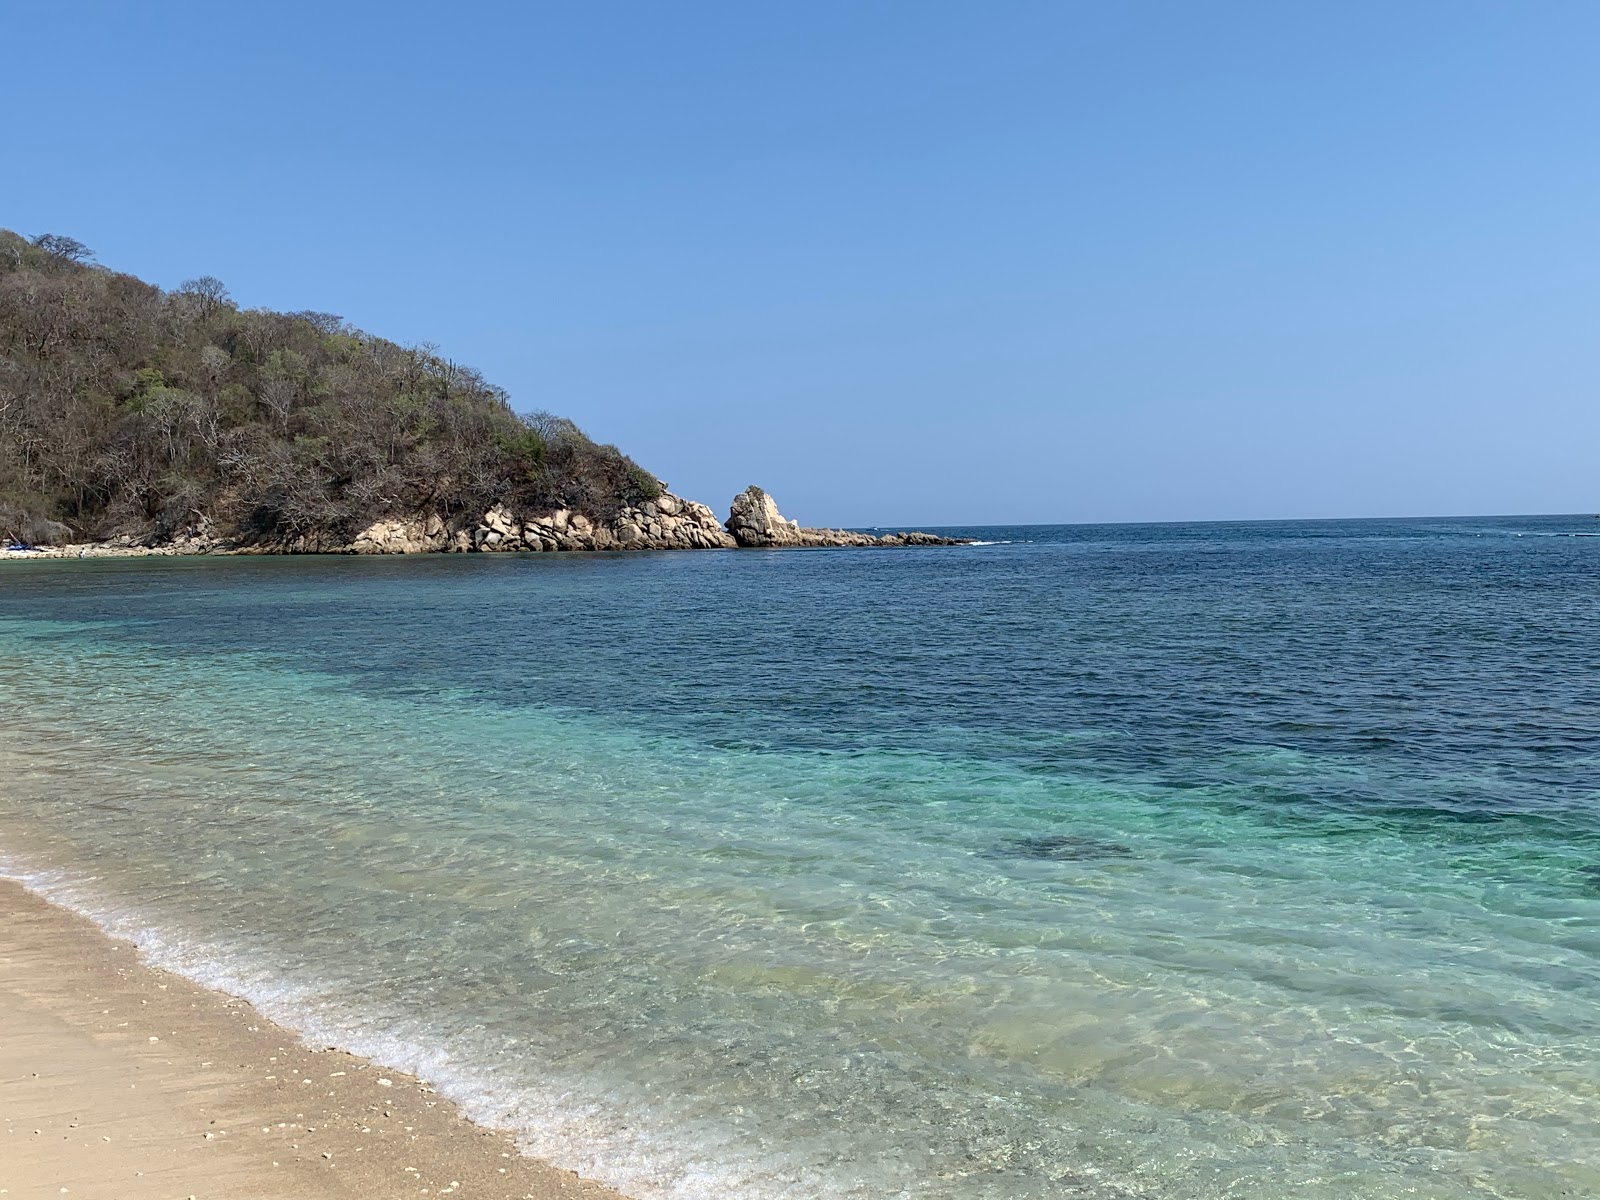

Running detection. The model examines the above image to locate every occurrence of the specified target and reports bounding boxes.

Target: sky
[5,1,1599,526]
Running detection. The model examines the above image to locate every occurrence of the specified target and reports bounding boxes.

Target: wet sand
[0,879,630,1200]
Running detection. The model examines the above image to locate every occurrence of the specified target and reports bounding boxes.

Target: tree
[290,310,344,335]
[31,234,93,264]
[175,275,232,321]
[0,226,664,547]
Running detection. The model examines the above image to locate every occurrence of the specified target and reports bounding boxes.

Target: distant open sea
[2,515,1598,1198]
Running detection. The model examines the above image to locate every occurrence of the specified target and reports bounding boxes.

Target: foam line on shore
[0,871,633,1200]
[0,853,871,1200]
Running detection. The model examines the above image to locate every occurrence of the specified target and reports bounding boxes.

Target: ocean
[1,515,1597,1198]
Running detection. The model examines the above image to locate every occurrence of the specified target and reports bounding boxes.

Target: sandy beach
[0,880,629,1200]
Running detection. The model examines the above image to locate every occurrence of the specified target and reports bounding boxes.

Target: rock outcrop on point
[0,231,978,563]
[725,486,806,547]
[343,490,739,555]
[5,486,969,559]
[337,485,966,556]
[724,486,969,548]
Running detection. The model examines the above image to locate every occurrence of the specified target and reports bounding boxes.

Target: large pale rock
[725,486,803,547]
[483,504,515,535]
[349,515,447,554]
[725,487,969,549]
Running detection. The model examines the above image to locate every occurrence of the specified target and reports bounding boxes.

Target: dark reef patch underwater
[991,834,1136,861]
[2,513,1599,1199]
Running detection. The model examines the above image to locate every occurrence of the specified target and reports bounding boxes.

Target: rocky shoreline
[3,486,971,560]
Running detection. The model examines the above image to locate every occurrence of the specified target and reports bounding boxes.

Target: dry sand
[0,879,631,1200]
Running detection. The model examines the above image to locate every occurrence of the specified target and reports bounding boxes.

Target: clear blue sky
[7,1,1598,525]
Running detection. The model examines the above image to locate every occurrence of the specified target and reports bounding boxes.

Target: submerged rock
[993,834,1135,862]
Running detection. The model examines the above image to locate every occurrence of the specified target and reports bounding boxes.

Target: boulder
[348,515,447,554]
[483,504,515,535]
[724,486,971,549]
[29,517,74,545]
[0,506,74,546]
[725,486,803,547]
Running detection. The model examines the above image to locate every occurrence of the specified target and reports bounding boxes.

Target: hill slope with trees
[0,230,662,548]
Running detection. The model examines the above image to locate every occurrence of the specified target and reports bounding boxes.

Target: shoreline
[2,488,971,559]
[0,537,966,561]
[0,877,632,1200]
[0,532,973,561]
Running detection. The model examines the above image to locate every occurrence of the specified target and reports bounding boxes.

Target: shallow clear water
[2,516,1599,1198]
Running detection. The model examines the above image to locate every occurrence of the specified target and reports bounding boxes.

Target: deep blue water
[1,514,1598,1198]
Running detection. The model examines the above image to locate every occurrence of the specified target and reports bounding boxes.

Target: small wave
[0,853,893,1200]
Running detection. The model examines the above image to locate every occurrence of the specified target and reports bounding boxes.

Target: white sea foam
[0,851,915,1200]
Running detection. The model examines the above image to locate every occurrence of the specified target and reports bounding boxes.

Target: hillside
[0,231,663,548]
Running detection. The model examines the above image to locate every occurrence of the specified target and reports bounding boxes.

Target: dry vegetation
[0,231,660,546]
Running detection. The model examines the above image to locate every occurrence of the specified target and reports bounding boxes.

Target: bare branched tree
[175,275,233,321]
[31,234,93,264]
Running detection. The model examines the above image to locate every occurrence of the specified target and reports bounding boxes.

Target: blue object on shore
[4,541,38,552]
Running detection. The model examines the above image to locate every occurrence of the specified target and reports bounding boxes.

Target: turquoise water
[1,517,1598,1198]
